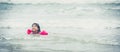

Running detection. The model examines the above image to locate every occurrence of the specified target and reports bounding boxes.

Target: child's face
[32,25,38,32]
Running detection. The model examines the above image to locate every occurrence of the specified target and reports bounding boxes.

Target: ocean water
[0,0,120,52]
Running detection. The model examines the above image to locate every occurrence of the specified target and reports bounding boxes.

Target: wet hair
[32,23,41,33]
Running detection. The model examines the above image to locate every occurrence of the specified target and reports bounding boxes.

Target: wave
[0,26,11,29]
[0,34,120,46]
[0,2,61,5]
[0,0,120,5]
[0,25,120,29]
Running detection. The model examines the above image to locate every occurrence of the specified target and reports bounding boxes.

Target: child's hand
[27,29,32,35]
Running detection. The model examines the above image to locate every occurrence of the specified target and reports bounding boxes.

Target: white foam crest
[0,0,118,4]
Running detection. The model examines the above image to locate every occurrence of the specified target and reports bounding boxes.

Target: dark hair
[32,23,41,33]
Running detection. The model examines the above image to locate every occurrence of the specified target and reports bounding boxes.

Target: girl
[32,23,41,34]
[27,23,41,34]
[27,23,48,35]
